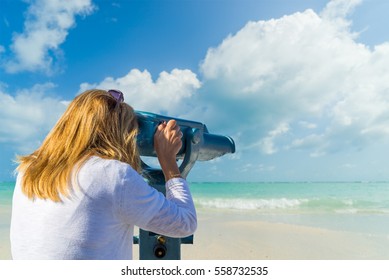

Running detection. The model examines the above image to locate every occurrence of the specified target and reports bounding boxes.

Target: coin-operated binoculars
[133,111,235,260]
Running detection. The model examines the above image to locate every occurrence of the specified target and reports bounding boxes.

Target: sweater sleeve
[114,166,197,238]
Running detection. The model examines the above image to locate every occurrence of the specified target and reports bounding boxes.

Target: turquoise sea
[190,181,389,235]
[2,181,389,258]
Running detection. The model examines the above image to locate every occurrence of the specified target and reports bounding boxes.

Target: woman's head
[17,89,140,201]
[54,89,140,166]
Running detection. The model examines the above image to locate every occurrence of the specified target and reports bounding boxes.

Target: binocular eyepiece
[136,111,235,178]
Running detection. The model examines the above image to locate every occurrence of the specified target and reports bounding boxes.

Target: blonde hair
[16,89,141,202]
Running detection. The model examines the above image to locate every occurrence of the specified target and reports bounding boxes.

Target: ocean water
[190,182,389,214]
[2,181,389,235]
[0,182,13,231]
[0,182,14,206]
[190,182,389,236]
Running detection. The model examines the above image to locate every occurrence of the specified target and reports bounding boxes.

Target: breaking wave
[194,197,306,211]
[194,197,389,214]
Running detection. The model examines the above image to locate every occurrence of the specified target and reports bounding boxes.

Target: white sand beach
[134,209,389,260]
[180,210,389,260]
[0,208,11,260]
[2,205,389,260]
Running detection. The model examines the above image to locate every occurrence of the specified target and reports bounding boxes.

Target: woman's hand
[154,120,183,181]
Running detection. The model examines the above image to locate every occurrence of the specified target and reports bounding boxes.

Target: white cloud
[258,122,290,155]
[288,134,328,157]
[0,83,67,153]
[299,121,317,129]
[341,163,356,169]
[79,68,201,117]
[5,0,95,73]
[321,0,361,20]
[199,0,389,156]
[242,163,275,173]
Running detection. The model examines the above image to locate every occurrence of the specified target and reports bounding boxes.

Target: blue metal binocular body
[136,111,235,178]
[134,111,235,260]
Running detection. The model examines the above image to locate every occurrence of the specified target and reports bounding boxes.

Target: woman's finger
[166,120,177,130]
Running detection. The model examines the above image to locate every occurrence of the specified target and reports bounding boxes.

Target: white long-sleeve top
[10,156,197,260]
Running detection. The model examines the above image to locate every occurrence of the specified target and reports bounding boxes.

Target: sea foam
[194,197,306,210]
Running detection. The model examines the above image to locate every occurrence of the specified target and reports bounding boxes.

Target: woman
[10,89,197,259]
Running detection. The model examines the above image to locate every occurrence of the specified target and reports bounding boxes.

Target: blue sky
[2,0,389,182]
